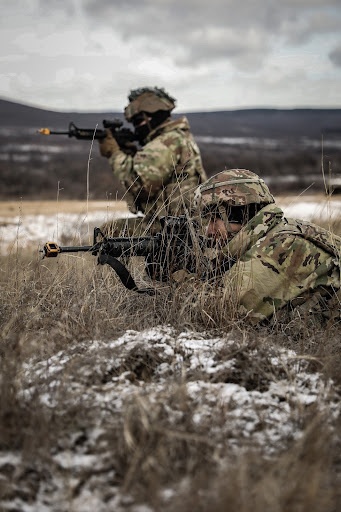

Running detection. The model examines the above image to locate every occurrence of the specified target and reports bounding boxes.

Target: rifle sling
[98,253,155,295]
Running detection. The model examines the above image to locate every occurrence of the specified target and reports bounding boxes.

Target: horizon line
[1,96,341,114]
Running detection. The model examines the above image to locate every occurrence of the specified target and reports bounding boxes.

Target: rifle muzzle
[43,242,60,257]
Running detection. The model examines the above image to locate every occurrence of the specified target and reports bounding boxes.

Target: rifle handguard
[40,217,208,293]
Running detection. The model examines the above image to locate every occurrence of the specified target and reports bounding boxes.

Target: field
[0,200,128,217]
[1,128,341,202]
[1,103,340,509]
[1,194,340,252]
[0,198,340,511]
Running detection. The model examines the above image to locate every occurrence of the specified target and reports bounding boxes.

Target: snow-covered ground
[0,208,133,254]
[280,196,341,221]
[1,326,339,512]
[0,197,340,254]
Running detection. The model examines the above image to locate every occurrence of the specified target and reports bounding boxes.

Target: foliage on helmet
[195,169,275,209]
[124,87,176,121]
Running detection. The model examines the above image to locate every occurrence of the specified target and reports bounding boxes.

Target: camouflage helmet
[194,169,275,210]
[124,86,176,121]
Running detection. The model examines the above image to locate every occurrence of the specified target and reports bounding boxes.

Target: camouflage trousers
[99,216,162,237]
[267,286,341,329]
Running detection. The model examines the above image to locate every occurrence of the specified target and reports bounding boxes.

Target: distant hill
[186,109,341,139]
[1,98,341,139]
[0,98,124,130]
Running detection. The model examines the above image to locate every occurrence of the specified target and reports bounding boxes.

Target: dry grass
[0,194,339,217]
[0,208,340,511]
[0,199,128,217]
[168,417,339,512]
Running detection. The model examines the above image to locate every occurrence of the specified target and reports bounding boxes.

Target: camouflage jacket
[108,116,207,231]
[218,203,341,323]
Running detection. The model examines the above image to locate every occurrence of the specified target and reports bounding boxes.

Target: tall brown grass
[0,211,340,511]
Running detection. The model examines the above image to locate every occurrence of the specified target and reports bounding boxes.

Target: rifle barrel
[42,242,98,258]
[58,245,95,253]
[38,128,70,135]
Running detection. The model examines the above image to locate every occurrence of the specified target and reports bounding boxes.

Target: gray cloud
[79,0,341,68]
[3,1,341,67]
[329,44,341,67]
[80,1,341,39]
[0,0,340,110]
[174,27,269,69]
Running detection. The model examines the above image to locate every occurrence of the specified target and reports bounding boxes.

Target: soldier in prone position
[191,169,341,325]
[98,87,207,236]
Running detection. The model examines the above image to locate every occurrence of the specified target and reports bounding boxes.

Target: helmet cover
[194,169,275,210]
[124,87,176,121]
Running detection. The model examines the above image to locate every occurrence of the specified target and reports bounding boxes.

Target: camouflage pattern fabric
[216,203,341,324]
[107,116,207,236]
[124,88,176,121]
[196,168,275,208]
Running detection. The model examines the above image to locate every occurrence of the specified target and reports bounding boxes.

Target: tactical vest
[275,217,340,261]
[274,217,341,317]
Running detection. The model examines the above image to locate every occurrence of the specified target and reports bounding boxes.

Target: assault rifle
[41,216,206,295]
[38,118,137,147]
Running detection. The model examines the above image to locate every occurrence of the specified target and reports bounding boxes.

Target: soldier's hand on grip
[98,129,120,158]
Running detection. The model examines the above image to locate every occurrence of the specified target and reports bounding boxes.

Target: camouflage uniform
[108,116,206,234]
[101,87,206,236]
[196,169,341,324]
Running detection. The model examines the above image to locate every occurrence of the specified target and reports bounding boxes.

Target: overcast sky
[1,0,341,112]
